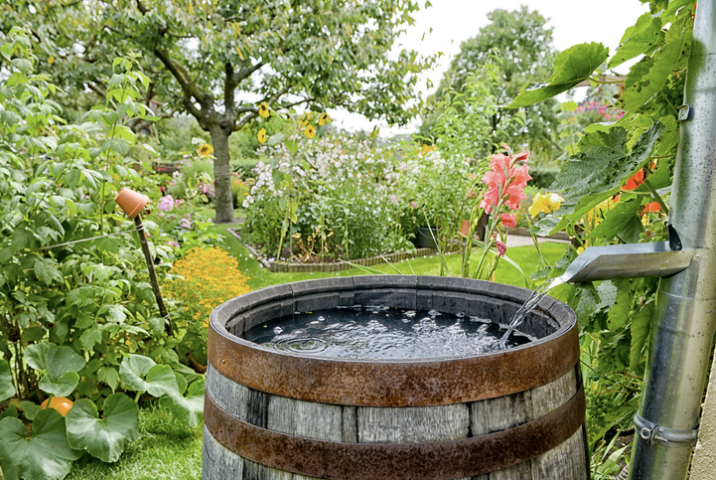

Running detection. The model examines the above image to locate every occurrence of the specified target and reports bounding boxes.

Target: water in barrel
[242,305,536,360]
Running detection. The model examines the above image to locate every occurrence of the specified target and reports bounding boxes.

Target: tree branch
[232,61,265,85]
[86,81,107,98]
[152,46,207,120]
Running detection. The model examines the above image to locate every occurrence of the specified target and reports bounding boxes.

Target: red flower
[496,240,507,257]
[643,202,661,213]
[500,213,517,228]
[479,150,532,213]
[624,170,644,190]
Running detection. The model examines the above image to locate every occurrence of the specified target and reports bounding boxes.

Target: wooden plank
[206,363,249,422]
[357,403,470,443]
[202,425,243,480]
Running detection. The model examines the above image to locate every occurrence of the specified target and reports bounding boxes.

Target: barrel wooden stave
[203,364,587,480]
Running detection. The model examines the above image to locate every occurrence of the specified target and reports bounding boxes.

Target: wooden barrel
[203,276,588,480]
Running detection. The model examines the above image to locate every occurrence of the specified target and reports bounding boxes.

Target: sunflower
[47,55,55,65]
[257,128,267,144]
[258,101,270,119]
[304,125,316,139]
[197,144,214,156]
[299,112,312,127]
[318,112,330,126]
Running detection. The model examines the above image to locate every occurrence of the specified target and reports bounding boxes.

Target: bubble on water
[428,310,442,317]
[317,316,325,321]
[273,326,283,334]
[456,312,465,318]
[404,310,417,317]
[469,316,491,324]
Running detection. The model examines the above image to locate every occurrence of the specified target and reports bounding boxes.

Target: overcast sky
[328,0,649,136]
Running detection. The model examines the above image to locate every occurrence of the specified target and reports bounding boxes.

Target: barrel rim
[208,275,579,406]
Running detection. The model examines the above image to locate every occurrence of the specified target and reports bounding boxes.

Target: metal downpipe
[629,1,716,478]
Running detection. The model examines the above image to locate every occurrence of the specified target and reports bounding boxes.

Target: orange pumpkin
[40,397,74,417]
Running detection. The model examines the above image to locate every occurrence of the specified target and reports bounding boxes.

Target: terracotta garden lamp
[114,188,150,219]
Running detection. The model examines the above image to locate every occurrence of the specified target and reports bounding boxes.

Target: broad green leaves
[66,393,139,463]
[609,14,663,69]
[0,360,15,403]
[159,377,205,428]
[119,355,178,397]
[508,43,609,108]
[0,409,81,480]
[25,343,86,397]
[549,123,664,233]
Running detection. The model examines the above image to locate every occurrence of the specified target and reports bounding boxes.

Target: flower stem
[643,178,669,213]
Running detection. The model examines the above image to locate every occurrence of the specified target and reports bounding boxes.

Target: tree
[4,0,435,223]
[421,6,559,159]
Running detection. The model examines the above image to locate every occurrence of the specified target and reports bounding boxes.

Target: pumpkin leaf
[0,409,81,480]
[65,394,139,463]
[0,359,15,403]
[119,354,179,397]
[25,343,86,396]
[159,376,205,428]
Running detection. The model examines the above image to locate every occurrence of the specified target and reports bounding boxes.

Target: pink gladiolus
[496,240,507,257]
[500,214,517,228]
[479,149,532,213]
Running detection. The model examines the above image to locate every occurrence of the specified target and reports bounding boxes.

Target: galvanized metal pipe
[629,1,716,478]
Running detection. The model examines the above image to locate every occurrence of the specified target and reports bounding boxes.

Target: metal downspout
[629,1,716,478]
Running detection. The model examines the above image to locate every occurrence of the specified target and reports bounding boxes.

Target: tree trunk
[209,125,235,224]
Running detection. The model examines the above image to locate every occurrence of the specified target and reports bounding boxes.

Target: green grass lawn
[66,226,567,479]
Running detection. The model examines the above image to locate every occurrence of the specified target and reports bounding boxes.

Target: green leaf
[0,409,81,480]
[586,196,644,240]
[530,216,560,237]
[609,17,662,68]
[34,258,63,285]
[12,224,32,252]
[119,355,178,397]
[0,359,15,403]
[65,394,139,463]
[550,123,664,232]
[607,279,636,331]
[508,43,609,108]
[621,16,689,110]
[21,401,41,421]
[98,367,120,392]
[575,286,599,328]
[80,328,103,352]
[39,371,80,397]
[630,297,655,372]
[159,377,205,428]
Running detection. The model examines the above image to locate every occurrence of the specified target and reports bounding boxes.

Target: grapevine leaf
[159,376,205,428]
[575,286,599,328]
[549,123,664,233]
[508,43,609,108]
[65,394,139,463]
[0,409,81,480]
[609,17,663,68]
[621,15,689,110]
[586,196,644,240]
[616,215,645,244]
[0,359,15,403]
[630,297,655,372]
[607,279,636,331]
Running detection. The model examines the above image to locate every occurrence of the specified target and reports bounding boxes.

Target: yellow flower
[304,125,316,139]
[258,102,270,119]
[577,246,585,255]
[47,55,55,65]
[318,112,330,126]
[257,128,267,144]
[197,144,214,156]
[529,193,563,217]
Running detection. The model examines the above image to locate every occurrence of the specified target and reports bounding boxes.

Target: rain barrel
[203,275,588,480]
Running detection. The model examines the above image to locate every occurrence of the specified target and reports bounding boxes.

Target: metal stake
[134,214,174,337]
[628,1,716,477]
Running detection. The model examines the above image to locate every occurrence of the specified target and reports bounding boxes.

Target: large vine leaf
[119,354,179,397]
[0,359,15,403]
[621,15,690,110]
[0,409,81,480]
[607,279,637,332]
[549,123,664,233]
[609,15,663,69]
[25,343,86,397]
[65,393,139,463]
[508,43,609,108]
[159,376,205,428]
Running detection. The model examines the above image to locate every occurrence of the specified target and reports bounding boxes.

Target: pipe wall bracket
[634,413,698,447]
